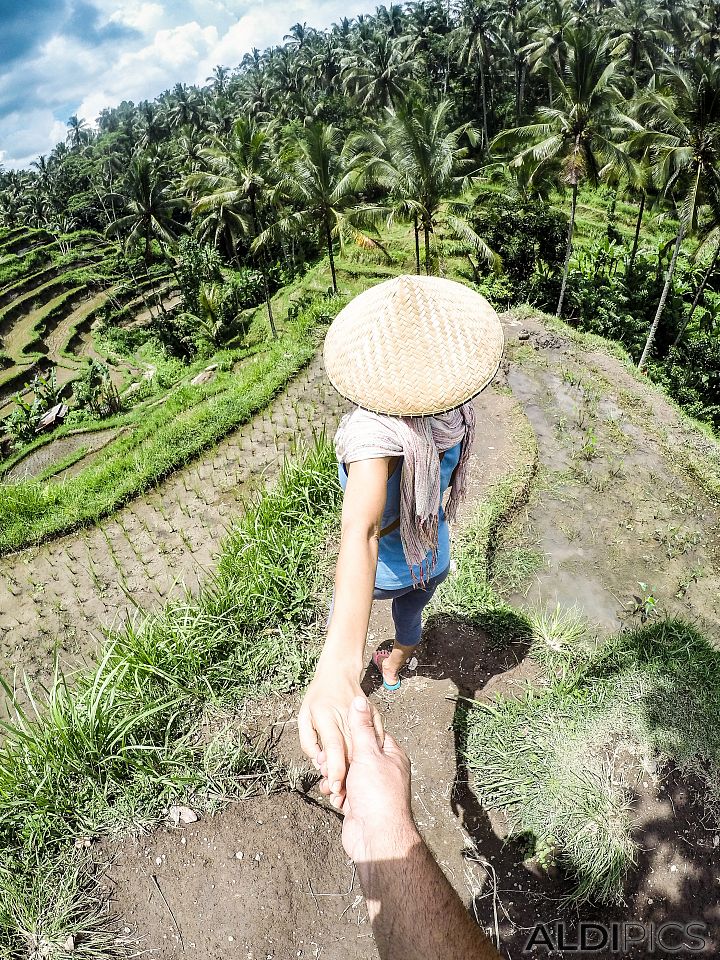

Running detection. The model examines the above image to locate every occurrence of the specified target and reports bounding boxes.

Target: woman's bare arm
[298,456,390,805]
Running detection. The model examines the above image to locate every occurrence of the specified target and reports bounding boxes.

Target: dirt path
[103,381,520,960]
[104,312,720,959]
[0,353,348,705]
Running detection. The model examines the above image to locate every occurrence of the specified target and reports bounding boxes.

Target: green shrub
[469,190,568,304]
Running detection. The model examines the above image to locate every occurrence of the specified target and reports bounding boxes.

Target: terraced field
[0,227,177,420]
[0,352,347,707]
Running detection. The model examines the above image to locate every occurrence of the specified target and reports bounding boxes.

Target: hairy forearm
[320,526,378,675]
[358,825,500,960]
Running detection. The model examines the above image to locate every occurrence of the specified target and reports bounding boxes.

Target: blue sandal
[372,649,401,691]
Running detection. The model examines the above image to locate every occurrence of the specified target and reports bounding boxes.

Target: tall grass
[459,618,720,903]
[0,438,341,954]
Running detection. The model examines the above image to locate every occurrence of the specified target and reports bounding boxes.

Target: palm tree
[165,83,203,131]
[20,189,53,229]
[187,118,279,337]
[375,4,406,38]
[361,100,498,275]
[310,35,343,93]
[284,22,315,51]
[671,196,720,348]
[176,283,231,349]
[603,0,671,86]
[493,27,638,317]
[633,58,720,368]
[108,155,185,263]
[66,115,89,150]
[340,34,415,111]
[498,0,539,123]
[692,1,720,59]
[255,123,369,293]
[456,0,504,150]
[207,65,231,95]
[523,0,577,104]
[402,0,452,94]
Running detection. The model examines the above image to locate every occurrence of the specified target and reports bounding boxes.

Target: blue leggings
[373,566,450,647]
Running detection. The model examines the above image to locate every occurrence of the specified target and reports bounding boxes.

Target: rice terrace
[1,1,720,958]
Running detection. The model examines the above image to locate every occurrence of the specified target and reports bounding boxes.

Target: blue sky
[0,0,370,169]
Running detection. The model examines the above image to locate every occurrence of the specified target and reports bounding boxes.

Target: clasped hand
[298,667,385,807]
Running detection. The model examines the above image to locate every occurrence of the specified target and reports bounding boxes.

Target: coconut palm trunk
[671,242,720,349]
[628,191,646,273]
[423,220,432,275]
[250,194,277,338]
[638,222,686,370]
[515,59,526,123]
[413,213,421,274]
[556,179,578,318]
[324,215,338,292]
[479,63,489,150]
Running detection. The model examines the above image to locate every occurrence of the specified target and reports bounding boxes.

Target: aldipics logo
[523,921,709,954]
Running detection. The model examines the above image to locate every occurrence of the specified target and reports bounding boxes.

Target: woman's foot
[372,646,411,689]
[372,648,401,689]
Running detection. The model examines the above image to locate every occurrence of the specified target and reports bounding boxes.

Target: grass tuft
[459,618,720,903]
[527,602,593,670]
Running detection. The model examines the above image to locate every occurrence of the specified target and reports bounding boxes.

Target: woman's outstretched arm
[298,456,390,807]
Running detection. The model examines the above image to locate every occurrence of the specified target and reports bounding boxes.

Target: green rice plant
[579,429,598,461]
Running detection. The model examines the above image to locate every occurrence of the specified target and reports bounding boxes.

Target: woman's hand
[298,663,384,806]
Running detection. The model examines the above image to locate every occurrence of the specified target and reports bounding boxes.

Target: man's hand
[339,696,502,960]
[298,671,384,807]
[340,696,419,864]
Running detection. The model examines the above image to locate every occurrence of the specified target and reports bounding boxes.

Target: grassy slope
[459,613,720,903]
[0,439,341,956]
[0,244,405,554]
[451,316,720,905]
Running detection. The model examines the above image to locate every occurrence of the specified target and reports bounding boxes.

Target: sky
[0,0,371,169]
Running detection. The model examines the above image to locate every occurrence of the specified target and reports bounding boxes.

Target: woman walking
[298,274,504,809]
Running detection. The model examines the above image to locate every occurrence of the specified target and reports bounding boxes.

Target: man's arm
[298,457,390,807]
[341,697,501,960]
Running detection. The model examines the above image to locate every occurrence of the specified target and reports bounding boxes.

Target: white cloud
[107,2,166,34]
[77,21,220,121]
[0,111,67,168]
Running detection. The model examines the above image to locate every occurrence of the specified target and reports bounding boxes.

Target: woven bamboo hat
[323,274,504,416]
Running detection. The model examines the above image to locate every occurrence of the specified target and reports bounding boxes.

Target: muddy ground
[104,313,720,959]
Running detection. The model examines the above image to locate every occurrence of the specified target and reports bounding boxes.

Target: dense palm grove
[2,0,720,428]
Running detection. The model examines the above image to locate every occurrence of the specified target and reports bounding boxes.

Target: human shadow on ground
[360,613,720,958]
[360,607,544,953]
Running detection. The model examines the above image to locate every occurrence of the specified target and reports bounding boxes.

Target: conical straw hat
[323,274,504,416]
